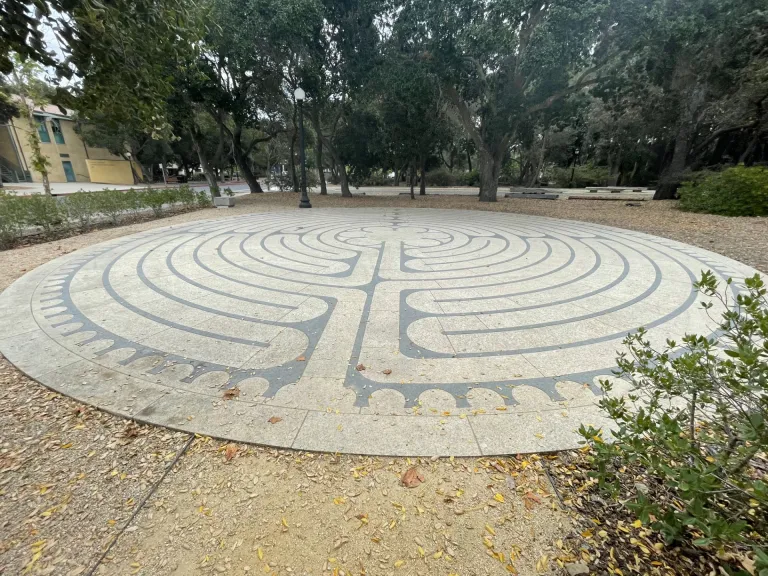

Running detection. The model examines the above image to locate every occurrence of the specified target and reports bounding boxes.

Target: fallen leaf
[296,356,306,361]
[356,363,366,371]
[268,417,282,424]
[222,387,241,400]
[494,493,505,503]
[224,444,238,461]
[401,467,425,488]
[382,369,392,375]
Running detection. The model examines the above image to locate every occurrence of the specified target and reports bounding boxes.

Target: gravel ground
[1,192,766,575]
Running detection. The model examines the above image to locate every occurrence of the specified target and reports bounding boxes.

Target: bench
[586,186,645,194]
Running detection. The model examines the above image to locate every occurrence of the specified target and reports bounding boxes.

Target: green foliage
[92,189,128,225]
[580,272,768,562]
[143,189,169,217]
[0,192,26,248]
[457,170,480,187]
[222,187,235,198]
[177,184,198,208]
[195,189,212,208]
[425,168,458,187]
[64,191,96,230]
[23,194,61,233]
[549,164,612,188]
[679,166,768,217]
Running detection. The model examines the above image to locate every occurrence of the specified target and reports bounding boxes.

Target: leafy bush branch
[580,271,767,566]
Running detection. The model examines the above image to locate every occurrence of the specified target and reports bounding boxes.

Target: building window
[35,116,51,143]
[51,118,65,144]
[60,153,70,158]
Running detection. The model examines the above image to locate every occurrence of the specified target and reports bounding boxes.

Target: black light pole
[295,87,312,209]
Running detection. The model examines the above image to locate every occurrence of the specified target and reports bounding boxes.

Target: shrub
[64,191,96,230]
[457,170,480,187]
[425,167,458,187]
[0,192,26,248]
[23,193,62,234]
[143,188,169,217]
[549,163,612,188]
[177,184,197,208]
[195,189,212,207]
[122,188,145,218]
[93,189,128,225]
[580,272,768,563]
[679,165,768,216]
[222,187,235,197]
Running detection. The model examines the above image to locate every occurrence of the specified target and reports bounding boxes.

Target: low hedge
[0,185,212,249]
[679,165,768,216]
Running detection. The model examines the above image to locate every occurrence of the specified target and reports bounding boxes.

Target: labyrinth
[0,209,758,455]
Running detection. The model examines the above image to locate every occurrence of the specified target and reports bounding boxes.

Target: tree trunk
[655,84,705,200]
[289,132,299,192]
[419,155,426,195]
[478,146,501,202]
[310,108,328,195]
[409,163,415,200]
[315,137,327,195]
[394,166,401,187]
[466,149,472,172]
[318,133,351,197]
[190,125,219,197]
[231,126,263,193]
[655,123,695,200]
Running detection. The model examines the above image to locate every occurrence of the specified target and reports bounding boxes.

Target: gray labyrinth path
[0,209,759,455]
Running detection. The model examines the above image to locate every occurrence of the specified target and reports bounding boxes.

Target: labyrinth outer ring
[0,209,759,456]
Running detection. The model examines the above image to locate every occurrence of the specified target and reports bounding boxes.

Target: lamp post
[294,87,312,209]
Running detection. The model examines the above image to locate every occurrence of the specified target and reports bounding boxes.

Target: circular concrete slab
[0,209,758,455]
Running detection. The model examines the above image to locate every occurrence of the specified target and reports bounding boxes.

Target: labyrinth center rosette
[0,209,757,455]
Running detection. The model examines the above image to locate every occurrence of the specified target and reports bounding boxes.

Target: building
[0,101,137,186]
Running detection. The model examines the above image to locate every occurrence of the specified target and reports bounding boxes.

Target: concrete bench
[587,187,645,194]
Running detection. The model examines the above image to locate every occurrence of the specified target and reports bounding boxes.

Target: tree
[197,0,322,194]
[8,57,53,195]
[377,54,449,196]
[394,0,621,202]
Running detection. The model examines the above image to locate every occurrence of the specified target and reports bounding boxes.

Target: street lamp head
[294,87,306,102]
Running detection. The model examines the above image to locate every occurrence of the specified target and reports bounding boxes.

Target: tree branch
[526,77,600,115]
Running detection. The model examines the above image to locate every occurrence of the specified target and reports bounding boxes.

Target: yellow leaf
[632,519,642,528]
[281,517,288,528]
[394,560,405,568]
[333,497,346,505]
[389,519,397,529]
[433,550,443,559]
[494,493,505,503]
[60,443,72,449]
[258,548,263,560]
[485,524,496,536]
[536,554,549,573]
[483,537,494,549]
[417,546,425,557]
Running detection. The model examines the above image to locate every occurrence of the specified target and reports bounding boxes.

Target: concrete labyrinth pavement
[0,209,759,456]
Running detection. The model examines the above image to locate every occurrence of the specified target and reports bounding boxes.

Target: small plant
[457,169,480,187]
[580,271,768,565]
[195,189,212,207]
[177,184,197,208]
[425,168,458,187]
[223,187,235,197]
[0,192,26,248]
[23,193,61,234]
[679,165,768,216]
[64,191,96,230]
[93,189,128,226]
[143,188,169,217]
[122,188,145,218]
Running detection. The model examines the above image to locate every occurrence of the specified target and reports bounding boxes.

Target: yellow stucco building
[0,102,136,186]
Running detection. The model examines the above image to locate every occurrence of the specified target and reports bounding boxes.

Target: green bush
[195,189,212,207]
[23,194,62,234]
[457,170,480,187]
[177,184,197,208]
[580,272,768,564]
[679,166,768,216]
[0,192,26,248]
[143,188,169,217]
[64,191,96,230]
[122,188,145,217]
[549,163,611,188]
[425,168,458,187]
[93,189,128,225]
